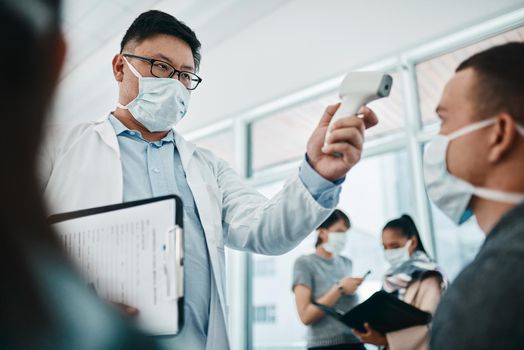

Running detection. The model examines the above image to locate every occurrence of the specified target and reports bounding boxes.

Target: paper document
[50,196,184,336]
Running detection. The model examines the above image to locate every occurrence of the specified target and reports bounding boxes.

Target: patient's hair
[383,214,427,254]
[456,42,524,124]
[120,10,202,70]
[315,209,351,247]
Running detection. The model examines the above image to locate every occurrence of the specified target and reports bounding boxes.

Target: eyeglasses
[122,53,202,90]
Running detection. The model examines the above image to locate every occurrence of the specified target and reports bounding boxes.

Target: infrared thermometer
[324,71,393,148]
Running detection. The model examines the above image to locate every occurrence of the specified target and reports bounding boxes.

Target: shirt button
[152,168,160,174]
[129,131,136,136]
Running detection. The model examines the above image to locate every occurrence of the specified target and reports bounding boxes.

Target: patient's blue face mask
[423,118,524,225]
[117,56,190,132]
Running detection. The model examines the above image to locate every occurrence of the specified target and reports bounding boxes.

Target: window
[253,305,276,324]
[251,71,405,173]
[337,150,417,279]
[252,180,309,349]
[254,258,276,277]
[194,129,235,167]
[218,16,524,350]
[252,150,416,349]
[429,203,485,281]
[416,26,524,127]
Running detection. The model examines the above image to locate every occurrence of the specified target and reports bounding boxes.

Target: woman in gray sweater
[292,210,365,350]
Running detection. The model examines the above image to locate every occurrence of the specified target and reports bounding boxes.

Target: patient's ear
[488,113,519,163]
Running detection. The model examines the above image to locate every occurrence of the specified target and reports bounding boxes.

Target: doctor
[40,10,378,350]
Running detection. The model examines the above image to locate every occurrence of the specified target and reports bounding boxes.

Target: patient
[0,1,154,348]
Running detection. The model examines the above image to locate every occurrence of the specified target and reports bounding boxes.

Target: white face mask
[384,240,412,268]
[116,56,190,132]
[424,118,524,225]
[322,232,347,255]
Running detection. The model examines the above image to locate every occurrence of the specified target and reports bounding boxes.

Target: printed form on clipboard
[48,195,184,336]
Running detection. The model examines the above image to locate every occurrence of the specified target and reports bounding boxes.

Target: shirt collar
[108,114,175,145]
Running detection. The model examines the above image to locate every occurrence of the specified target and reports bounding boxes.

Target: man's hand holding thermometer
[306,71,393,181]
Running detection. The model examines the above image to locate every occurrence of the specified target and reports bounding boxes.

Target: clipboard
[315,290,432,334]
[49,195,184,336]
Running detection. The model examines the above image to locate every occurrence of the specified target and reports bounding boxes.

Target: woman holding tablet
[293,210,365,350]
[354,215,447,350]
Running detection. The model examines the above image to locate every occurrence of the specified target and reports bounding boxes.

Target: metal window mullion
[245,121,253,350]
[228,118,253,350]
[399,56,437,259]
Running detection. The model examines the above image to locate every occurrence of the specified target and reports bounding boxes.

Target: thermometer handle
[324,97,364,147]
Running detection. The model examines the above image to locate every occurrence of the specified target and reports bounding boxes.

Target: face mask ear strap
[116,57,143,110]
[474,187,524,204]
[447,117,497,141]
[122,56,143,79]
[116,102,128,110]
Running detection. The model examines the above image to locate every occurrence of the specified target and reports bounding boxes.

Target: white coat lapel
[93,115,121,156]
[174,132,228,317]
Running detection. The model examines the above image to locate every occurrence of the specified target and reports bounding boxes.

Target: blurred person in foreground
[0,1,155,348]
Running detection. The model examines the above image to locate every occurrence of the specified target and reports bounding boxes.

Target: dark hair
[120,10,202,70]
[383,214,427,254]
[315,209,351,247]
[0,0,63,337]
[456,42,524,124]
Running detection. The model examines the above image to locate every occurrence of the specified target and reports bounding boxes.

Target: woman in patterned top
[354,214,447,350]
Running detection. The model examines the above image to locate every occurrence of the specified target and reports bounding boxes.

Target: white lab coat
[39,115,336,349]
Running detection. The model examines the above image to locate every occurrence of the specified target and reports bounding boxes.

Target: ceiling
[59,0,292,77]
